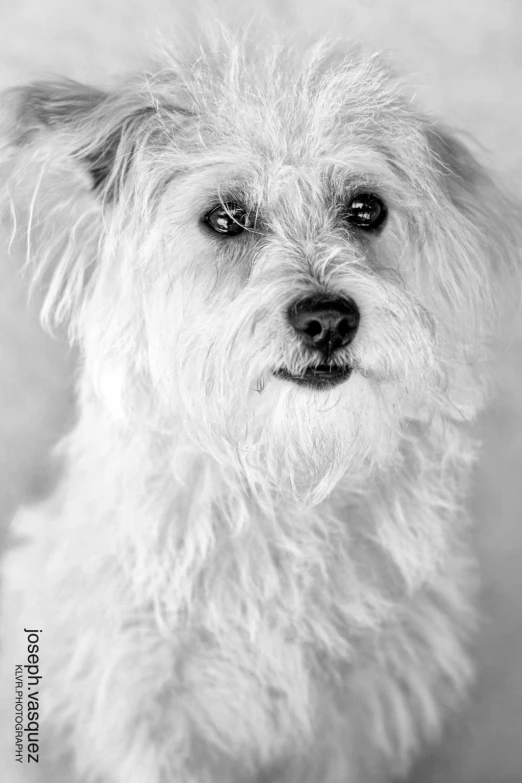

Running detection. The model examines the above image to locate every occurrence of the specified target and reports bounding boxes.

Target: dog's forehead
[178,58,429,205]
[148,43,438,217]
[202,86,416,162]
[173,42,424,158]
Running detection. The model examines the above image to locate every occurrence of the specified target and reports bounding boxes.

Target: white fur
[0,24,518,783]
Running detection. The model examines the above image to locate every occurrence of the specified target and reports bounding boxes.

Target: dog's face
[2,36,514,499]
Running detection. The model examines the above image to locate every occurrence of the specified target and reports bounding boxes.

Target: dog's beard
[233,376,403,504]
[164,315,439,506]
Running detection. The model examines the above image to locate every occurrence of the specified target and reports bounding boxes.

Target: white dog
[0,24,518,783]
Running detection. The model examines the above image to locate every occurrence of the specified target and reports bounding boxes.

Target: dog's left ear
[422,123,520,329]
[425,123,519,271]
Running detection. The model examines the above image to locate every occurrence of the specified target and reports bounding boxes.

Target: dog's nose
[288,297,360,356]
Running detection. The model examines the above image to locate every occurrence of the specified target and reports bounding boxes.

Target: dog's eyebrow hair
[209,180,254,206]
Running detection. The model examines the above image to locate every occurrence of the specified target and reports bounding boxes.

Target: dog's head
[1,32,517,499]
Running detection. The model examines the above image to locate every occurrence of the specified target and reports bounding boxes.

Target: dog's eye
[345,193,387,230]
[205,204,253,236]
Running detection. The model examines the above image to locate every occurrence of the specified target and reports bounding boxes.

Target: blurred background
[1,1,521,781]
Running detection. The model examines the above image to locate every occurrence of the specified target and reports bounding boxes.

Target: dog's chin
[273,364,353,390]
[236,365,404,503]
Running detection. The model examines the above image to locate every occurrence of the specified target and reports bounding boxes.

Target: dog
[0,22,518,783]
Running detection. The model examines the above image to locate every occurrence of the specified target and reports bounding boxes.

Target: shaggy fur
[0,24,518,783]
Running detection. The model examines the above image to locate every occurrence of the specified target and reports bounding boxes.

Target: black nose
[288,296,360,356]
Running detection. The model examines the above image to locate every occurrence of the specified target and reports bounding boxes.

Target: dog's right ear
[3,79,167,200]
[1,79,184,331]
[12,79,108,136]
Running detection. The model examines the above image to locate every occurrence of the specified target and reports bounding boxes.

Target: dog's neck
[60,381,475,652]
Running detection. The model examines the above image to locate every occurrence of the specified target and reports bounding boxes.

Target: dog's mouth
[274,363,353,389]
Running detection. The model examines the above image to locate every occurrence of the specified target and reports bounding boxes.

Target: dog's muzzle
[275,296,359,389]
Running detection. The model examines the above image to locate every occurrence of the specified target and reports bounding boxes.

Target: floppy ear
[421,123,520,336]
[4,79,164,198]
[0,79,184,331]
[427,125,498,220]
[425,124,519,268]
